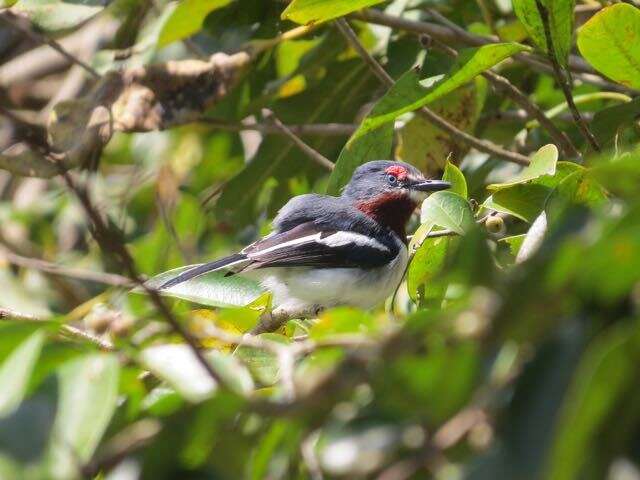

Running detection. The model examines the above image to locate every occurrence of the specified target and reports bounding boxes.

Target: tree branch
[197,118,357,136]
[261,109,335,171]
[0,12,100,80]
[535,0,600,152]
[418,32,580,159]
[335,18,530,166]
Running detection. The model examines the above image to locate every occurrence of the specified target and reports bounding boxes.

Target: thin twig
[197,118,357,136]
[534,0,600,152]
[261,109,335,171]
[0,307,114,351]
[419,33,580,159]
[0,247,133,287]
[335,18,530,166]
[0,13,100,80]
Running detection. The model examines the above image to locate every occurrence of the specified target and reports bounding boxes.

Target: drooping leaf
[281,0,384,24]
[157,0,234,47]
[516,211,547,263]
[11,0,106,31]
[355,43,529,136]
[46,354,120,480]
[143,265,265,308]
[0,329,45,417]
[442,160,468,199]
[512,0,576,65]
[421,191,474,234]
[577,3,640,90]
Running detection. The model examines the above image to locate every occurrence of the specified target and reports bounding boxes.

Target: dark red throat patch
[356,192,417,240]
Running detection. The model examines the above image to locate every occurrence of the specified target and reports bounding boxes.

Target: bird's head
[342,160,451,237]
[342,160,451,202]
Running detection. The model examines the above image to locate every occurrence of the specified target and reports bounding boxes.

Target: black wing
[158,222,397,290]
[240,221,397,270]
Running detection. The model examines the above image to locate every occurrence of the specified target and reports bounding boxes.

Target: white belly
[245,246,408,311]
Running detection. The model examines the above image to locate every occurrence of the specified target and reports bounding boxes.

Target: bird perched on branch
[160,161,450,312]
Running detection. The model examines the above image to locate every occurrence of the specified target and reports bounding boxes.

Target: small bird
[160,161,450,312]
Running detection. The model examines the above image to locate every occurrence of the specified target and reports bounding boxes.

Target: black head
[341,160,450,202]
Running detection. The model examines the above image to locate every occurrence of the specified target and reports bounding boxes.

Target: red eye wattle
[385,165,408,180]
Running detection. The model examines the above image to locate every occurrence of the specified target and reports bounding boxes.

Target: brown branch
[197,118,358,136]
[55,166,233,391]
[418,33,580,159]
[0,247,133,287]
[260,109,335,171]
[0,307,114,351]
[535,0,600,152]
[335,18,530,166]
[0,13,100,80]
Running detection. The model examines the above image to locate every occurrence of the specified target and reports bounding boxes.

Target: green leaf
[310,307,375,339]
[139,345,253,402]
[11,0,106,31]
[157,0,234,47]
[407,235,452,302]
[325,69,416,195]
[500,234,526,257]
[513,0,576,66]
[47,354,119,480]
[577,3,640,90]
[356,43,529,136]
[546,322,640,480]
[420,191,474,234]
[442,160,468,199]
[0,329,45,417]
[591,97,640,147]
[143,265,265,308]
[281,0,384,24]
[487,144,558,191]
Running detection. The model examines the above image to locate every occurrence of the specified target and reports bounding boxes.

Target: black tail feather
[159,253,248,290]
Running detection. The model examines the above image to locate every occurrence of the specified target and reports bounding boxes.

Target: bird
[159,160,450,313]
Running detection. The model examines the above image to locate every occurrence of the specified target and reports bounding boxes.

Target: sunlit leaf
[487,144,558,191]
[407,235,452,303]
[157,0,234,47]
[143,265,265,308]
[577,3,640,89]
[281,0,384,24]
[0,329,45,417]
[356,43,529,136]
[421,191,474,234]
[442,160,468,199]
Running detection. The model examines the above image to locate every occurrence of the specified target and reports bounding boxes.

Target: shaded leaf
[577,3,640,89]
[407,235,452,303]
[591,97,640,147]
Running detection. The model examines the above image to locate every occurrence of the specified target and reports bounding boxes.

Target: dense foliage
[1,0,640,479]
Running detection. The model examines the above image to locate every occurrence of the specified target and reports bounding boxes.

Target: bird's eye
[387,174,398,185]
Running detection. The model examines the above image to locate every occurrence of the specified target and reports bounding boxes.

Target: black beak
[409,179,451,192]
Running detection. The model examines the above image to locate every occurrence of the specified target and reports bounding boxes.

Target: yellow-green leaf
[158,0,234,47]
[281,0,384,25]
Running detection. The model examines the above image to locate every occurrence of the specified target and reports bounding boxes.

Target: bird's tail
[159,253,249,290]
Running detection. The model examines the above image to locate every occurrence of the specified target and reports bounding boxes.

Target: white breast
[245,240,408,311]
